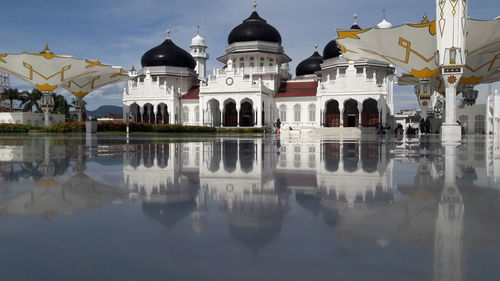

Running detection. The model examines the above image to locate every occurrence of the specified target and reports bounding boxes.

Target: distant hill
[88,105,122,117]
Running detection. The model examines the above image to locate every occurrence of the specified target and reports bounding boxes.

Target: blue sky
[1,0,498,110]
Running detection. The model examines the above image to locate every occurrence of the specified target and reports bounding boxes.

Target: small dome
[323,40,342,60]
[296,51,323,77]
[350,24,362,30]
[228,11,282,44]
[376,19,393,29]
[141,38,196,69]
[191,34,206,47]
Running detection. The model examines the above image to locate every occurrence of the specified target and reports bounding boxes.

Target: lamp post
[462,86,478,106]
[40,93,54,127]
[75,97,86,122]
[416,78,433,119]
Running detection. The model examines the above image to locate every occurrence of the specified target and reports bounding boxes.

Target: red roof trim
[182,86,200,99]
[275,81,318,98]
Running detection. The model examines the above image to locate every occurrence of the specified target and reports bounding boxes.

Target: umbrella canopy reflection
[0,173,127,220]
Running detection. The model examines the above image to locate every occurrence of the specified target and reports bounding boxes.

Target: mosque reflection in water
[1,136,500,280]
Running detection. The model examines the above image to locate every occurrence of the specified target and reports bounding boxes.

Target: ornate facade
[123,7,395,130]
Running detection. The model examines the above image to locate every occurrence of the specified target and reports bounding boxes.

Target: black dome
[323,40,342,60]
[228,11,282,44]
[296,51,323,77]
[141,39,196,69]
[350,24,362,30]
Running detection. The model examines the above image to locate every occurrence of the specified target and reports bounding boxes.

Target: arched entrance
[323,142,340,172]
[143,103,154,124]
[223,140,238,173]
[224,101,237,127]
[361,143,379,173]
[240,101,254,127]
[239,140,255,173]
[362,99,379,127]
[343,142,359,172]
[156,103,169,124]
[208,141,221,172]
[207,99,221,127]
[130,103,141,122]
[324,100,340,127]
[343,100,359,127]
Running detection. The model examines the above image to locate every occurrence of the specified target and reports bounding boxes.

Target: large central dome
[228,11,282,44]
[141,39,196,69]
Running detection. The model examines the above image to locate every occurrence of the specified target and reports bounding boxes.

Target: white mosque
[122,5,396,131]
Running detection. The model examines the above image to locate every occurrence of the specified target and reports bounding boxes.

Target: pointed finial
[314,44,318,50]
[40,43,53,54]
[353,14,358,24]
[383,5,387,20]
[131,65,136,72]
[166,29,171,39]
[421,13,429,23]
[196,24,200,35]
[253,0,257,11]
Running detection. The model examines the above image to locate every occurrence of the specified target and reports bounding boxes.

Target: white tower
[190,25,209,80]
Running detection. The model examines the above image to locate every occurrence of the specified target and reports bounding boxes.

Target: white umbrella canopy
[336,18,500,83]
[0,45,128,92]
[336,21,440,78]
[61,65,130,99]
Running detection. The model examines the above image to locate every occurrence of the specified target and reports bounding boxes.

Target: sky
[0,0,498,111]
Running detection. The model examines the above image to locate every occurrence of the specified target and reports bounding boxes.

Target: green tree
[0,88,21,112]
[20,89,42,112]
[52,93,72,120]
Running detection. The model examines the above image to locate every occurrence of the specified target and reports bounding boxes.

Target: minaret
[190,25,209,80]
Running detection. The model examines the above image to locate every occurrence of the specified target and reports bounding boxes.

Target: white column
[358,103,363,128]
[339,104,344,127]
[441,73,462,142]
[220,107,224,127]
[139,107,145,123]
[153,105,158,124]
[434,143,464,281]
[236,104,241,127]
[436,0,467,143]
[44,112,50,127]
[257,103,262,127]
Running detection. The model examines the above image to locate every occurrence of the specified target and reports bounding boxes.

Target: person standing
[275,118,281,136]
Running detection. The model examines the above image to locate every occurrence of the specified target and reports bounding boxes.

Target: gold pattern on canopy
[0,45,130,123]
[62,66,129,98]
[0,46,122,92]
[336,18,500,82]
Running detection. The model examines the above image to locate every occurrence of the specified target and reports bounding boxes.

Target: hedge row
[0,124,34,133]
[1,121,268,134]
[38,122,215,133]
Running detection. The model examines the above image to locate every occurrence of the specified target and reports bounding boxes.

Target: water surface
[0,134,499,281]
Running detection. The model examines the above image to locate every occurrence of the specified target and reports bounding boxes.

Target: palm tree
[0,88,21,112]
[20,89,42,112]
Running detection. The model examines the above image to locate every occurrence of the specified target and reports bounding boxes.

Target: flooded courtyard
[0,134,499,281]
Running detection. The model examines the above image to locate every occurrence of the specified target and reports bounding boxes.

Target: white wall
[0,112,65,126]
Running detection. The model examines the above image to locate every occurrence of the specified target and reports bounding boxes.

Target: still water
[0,134,499,281]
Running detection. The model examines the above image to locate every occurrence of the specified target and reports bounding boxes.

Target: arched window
[182,106,189,123]
[294,104,301,122]
[475,115,485,134]
[195,106,200,122]
[279,105,287,122]
[308,104,316,122]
